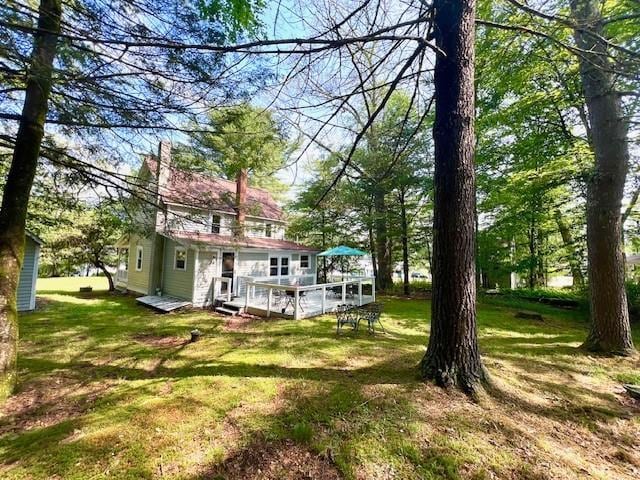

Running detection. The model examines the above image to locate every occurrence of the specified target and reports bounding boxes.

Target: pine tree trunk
[374,190,393,290]
[400,190,410,295]
[0,0,61,400]
[367,205,378,280]
[420,0,486,394]
[570,0,635,355]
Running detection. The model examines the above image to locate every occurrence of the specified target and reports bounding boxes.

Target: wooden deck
[225,290,374,319]
[136,295,191,312]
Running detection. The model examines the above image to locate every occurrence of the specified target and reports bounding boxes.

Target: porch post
[321,285,326,314]
[294,289,300,320]
[267,287,272,317]
[372,277,376,302]
[342,281,346,303]
[244,279,250,310]
[358,281,363,306]
[227,279,231,302]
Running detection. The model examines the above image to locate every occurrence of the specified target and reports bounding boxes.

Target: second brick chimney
[156,140,172,194]
[235,168,248,237]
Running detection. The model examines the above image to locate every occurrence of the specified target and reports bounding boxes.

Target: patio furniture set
[335,302,385,334]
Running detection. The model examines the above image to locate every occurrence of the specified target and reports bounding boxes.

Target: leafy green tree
[0,0,265,399]
[187,104,290,195]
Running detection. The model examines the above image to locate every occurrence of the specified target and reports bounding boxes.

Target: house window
[136,246,143,271]
[174,247,187,270]
[270,257,278,276]
[269,256,290,276]
[211,214,221,234]
[300,255,309,269]
[280,257,289,276]
[265,223,272,238]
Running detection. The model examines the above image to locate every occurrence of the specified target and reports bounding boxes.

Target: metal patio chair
[335,304,359,333]
[358,302,385,334]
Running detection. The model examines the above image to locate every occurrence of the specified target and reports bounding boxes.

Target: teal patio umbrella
[317,245,368,280]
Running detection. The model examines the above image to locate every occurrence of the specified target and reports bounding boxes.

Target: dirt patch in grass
[222,314,266,331]
[0,374,111,435]
[205,439,342,480]
[132,333,188,348]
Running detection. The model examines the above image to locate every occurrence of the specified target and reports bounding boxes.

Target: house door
[222,252,235,295]
[196,251,217,307]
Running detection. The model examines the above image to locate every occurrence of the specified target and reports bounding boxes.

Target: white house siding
[291,253,316,279]
[237,251,269,277]
[193,250,219,307]
[166,206,210,233]
[126,235,154,294]
[165,205,288,240]
[161,239,195,301]
[244,220,285,240]
[236,251,268,297]
[17,237,39,311]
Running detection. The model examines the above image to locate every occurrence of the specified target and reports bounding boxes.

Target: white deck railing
[212,276,232,302]
[241,276,375,320]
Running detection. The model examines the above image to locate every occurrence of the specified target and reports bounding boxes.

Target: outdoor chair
[283,289,306,313]
[271,290,286,308]
[335,304,359,333]
[330,286,343,298]
[329,284,357,299]
[358,302,385,334]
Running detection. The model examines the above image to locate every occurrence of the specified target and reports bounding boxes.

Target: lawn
[1,278,639,479]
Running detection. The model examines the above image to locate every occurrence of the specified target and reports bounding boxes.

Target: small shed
[17,232,42,311]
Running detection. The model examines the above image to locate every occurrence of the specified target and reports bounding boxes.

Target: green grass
[36,276,109,293]
[1,277,639,479]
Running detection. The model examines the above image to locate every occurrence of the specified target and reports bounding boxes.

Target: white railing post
[372,277,376,302]
[245,280,250,310]
[294,289,300,320]
[321,285,326,314]
[267,287,272,317]
[342,281,346,303]
[358,280,363,306]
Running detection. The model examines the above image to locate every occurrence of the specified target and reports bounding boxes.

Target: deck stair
[215,302,243,316]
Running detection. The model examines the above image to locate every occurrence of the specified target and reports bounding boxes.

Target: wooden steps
[136,295,191,313]
[215,302,243,316]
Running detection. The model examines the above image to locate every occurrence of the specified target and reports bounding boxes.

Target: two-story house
[115,141,319,309]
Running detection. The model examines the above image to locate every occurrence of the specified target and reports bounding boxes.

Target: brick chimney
[154,140,171,231]
[235,168,248,237]
[156,140,172,193]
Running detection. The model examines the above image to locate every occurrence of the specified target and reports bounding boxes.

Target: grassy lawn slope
[0,277,638,479]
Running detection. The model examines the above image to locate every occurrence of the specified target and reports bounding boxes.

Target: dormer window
[211,214,221,234]
[265,223,272,238]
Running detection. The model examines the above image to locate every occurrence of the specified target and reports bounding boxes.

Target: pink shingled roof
[165,231,319,252]
[144,158,284,221]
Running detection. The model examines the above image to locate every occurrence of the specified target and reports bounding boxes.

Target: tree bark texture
[420,0,486,394]
[374,190,393,290]
[570,0,635,355]
[399,189,410,295]
[0,0,62,399]
[367,204,378,280]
